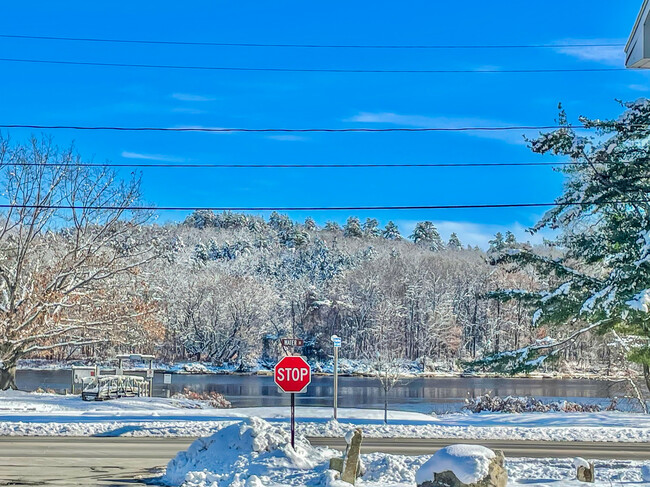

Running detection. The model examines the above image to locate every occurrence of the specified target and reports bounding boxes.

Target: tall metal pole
[290,392,295,448]
[333,346,338,420]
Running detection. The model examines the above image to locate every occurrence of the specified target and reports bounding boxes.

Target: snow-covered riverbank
[15,358,633,380]
[1,391,649,442]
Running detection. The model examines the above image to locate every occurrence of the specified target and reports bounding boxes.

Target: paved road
[310,437,650,460]
[0,436,648,486]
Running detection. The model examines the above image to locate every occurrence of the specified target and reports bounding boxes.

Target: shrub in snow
[161,417,334,487]
[171,388,232,408]
[464,393,605,414]
[415,445,506,487]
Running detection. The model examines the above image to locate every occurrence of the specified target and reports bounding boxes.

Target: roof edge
[627,0,650,51]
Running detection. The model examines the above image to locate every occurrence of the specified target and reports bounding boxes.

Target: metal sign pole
[331,335,341,420]
[333,346,338,420]
[290,392,295,449]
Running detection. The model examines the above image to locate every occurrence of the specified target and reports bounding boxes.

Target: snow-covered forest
[0,128,608,381]
[151,211,551,367]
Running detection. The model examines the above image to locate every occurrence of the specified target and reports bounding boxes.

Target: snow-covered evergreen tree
[324,221,342,232]
[382,221,402,240]
[477,100,650,391]
[448,233,462,250]
[488,232,506,253]
[410,221,443,250]
[304,217,317,231]
[344,217,364,238]
[363,218,381,237]
[269,211,292,233]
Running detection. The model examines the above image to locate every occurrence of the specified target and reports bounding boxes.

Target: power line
[0,33,626,50]
[0,57,627,74]
[0,161,611,169]
[1,201,648,212]
[0,124,595,133]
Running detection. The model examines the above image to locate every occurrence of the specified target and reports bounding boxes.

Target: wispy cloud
[266,135,308,141]
[346,112,529,145]
[121,151,186,163]
[171,93,216,102]
[172,107,208,114]
[629,84,650,92]
[395,219,555,249]
[553,39,625,66]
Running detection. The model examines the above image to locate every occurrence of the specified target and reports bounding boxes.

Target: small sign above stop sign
[274,356,311,393]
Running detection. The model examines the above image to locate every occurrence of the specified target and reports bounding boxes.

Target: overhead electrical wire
[0,57,627,74]
[0,161,630,169]
[0,33,625,50]
[1,201,648,212]
[0,123,609,133]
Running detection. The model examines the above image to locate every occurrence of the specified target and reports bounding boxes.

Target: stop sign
[274,356,311,393]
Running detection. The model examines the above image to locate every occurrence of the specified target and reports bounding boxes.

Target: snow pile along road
[161,417,336,487]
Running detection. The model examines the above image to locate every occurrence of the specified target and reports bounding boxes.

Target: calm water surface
[15,370,622,413]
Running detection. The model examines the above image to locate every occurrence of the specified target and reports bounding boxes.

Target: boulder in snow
[415,445,507,487]
[328,428,364,485]
[574,457,594,483]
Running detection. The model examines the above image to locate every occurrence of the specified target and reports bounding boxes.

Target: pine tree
[344,217,364,238]
[304,217,317,231]
[192,243,209,264]
[269,211,292,232]
[448,233,462,250]
[410,221,443,250]
[382,221,402,240]
[324,221,342,232]
[473,100,650,390]
[505,231,518,249]
[488,232,505,253]
[363,218,381,237]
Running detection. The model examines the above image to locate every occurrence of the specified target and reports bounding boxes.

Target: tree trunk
[643,364,650,395]
[384,387,388,425]
[0,363,17,390]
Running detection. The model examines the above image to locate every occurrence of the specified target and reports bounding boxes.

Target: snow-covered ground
[156,417,650,487]
[1,390,650,442]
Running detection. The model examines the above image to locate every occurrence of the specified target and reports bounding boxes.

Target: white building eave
[626,0,650,68]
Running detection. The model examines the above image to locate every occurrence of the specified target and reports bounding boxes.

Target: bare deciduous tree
[0,136,158,389]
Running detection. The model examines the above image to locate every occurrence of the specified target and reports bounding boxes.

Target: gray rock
[577,463,595,483]
[328,428,364,485]
[418,450,507,487]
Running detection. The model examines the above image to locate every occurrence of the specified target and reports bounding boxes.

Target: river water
[15,370,622,413]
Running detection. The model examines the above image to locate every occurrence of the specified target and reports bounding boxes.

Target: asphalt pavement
[0,436,647,486]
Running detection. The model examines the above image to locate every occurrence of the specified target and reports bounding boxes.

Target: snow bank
[415,445,495,485]
[161,417,335,487]
[3,391,650,444]
[642,464,650,482]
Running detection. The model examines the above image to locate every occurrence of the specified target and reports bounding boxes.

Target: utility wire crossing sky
[0,0,645,247]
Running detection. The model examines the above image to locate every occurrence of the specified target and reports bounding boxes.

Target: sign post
[331,335,341,419]
[274,355,311,449]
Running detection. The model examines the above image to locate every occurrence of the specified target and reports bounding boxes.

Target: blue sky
[1,1,649,247]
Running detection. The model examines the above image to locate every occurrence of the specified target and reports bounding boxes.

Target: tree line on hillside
[0,123,641,393]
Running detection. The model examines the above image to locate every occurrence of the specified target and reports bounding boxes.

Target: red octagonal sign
[274,356,311,393]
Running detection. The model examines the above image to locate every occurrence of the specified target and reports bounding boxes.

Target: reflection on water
[16,369,623,413]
